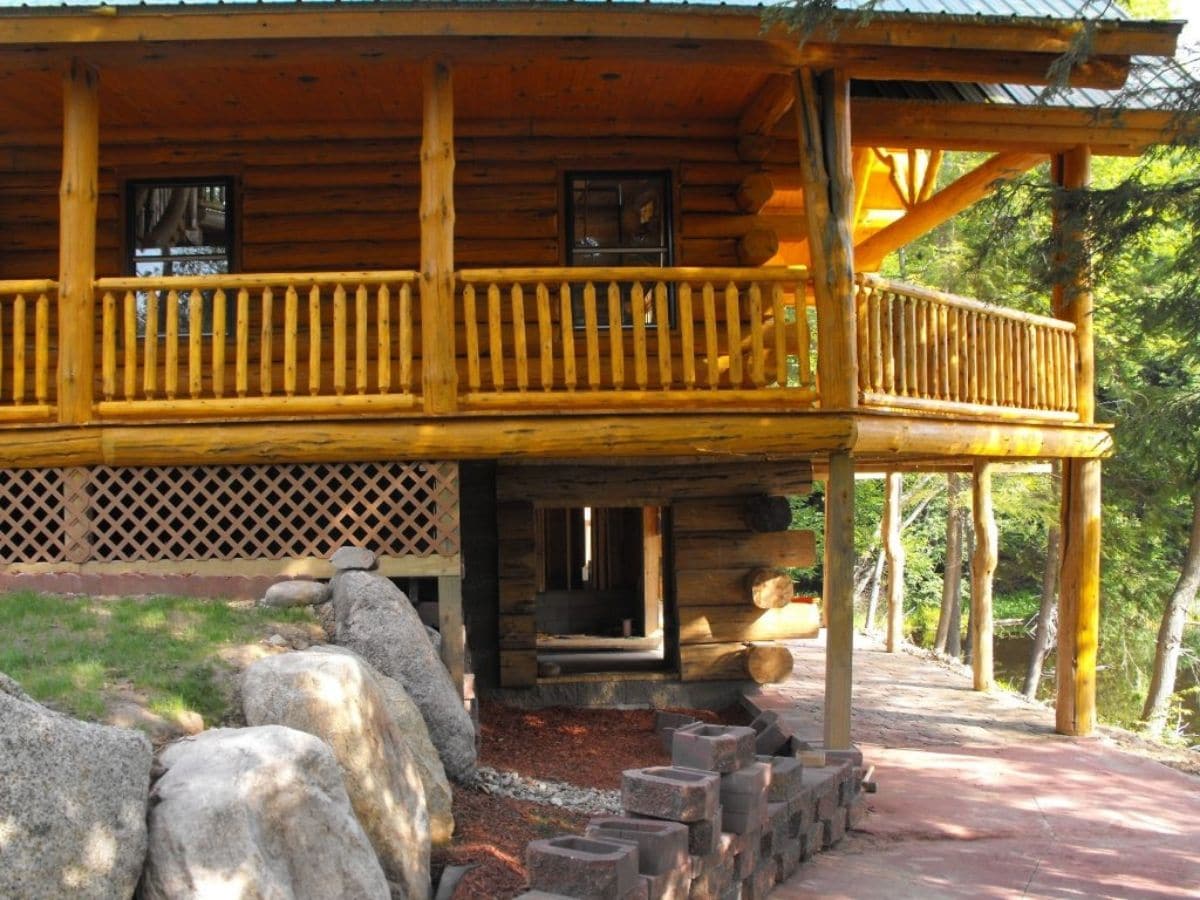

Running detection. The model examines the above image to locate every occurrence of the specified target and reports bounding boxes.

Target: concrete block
[759,755,803,803]
[799,821,824,862]
[721,802,766,835]
[527,835,640,900]
[681,806,722,856]
[766,801,789,851]
[742,858,778,900]
[775,839,802,880]
[801,766,841,821]
[587,817,689,876]
[733,832,759,879]
[720,761,770,803]
[753,723,791,757]
[623,766,721,823]
[688,862,734,900]
[656,712,701,753]
[672,723,756,774]
[847,794,868,830]
[639,867,691,900]
[512,892,576,899]
[824,747,864,768]
[626,876,651,900]
[822,806,848,849]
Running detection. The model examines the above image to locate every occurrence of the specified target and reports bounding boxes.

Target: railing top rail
[95,270,420,292]
[857,273,1075,332]
[457,266,809,285]
[0,279,58,295]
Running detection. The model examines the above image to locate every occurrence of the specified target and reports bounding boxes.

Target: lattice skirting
[0,461,460,567]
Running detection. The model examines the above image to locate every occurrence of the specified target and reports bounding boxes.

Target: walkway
[754,635,1200,899]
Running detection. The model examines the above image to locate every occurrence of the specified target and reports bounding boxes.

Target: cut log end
[747,642,794,684]
[746,567,793,610]
[743,494,792,533]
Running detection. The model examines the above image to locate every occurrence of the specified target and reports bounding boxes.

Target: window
[126,178,234,334]
[566,172,672,327]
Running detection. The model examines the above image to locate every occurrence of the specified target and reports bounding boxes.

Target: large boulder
[141,726,389,900]
[0,672,151,900]
[332,570,476,781]
[258,579,330,608]
[241,649,431,899]
[371,664,456,846]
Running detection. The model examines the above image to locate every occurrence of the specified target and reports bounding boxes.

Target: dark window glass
[126,179,234,335]
[566,173,671,328]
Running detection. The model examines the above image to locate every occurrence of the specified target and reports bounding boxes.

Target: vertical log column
[58,59,99,424]
[1054,146,1101,736]
[823,451,855,749]
[438,574,466,699]
[884,471,905,653]
[971,460,997,691]
[420,59,458,414]
[793,68,859,409]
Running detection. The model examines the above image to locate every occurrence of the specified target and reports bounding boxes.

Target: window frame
[123,175,238,279]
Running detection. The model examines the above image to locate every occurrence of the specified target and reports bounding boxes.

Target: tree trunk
[884,472,905,653]
[935,472,963,654]
[1023,463,1062,699]
[962,522,975,664]
[947,575,963,658]
[1142,482,1200,737]
[864,549,885,634]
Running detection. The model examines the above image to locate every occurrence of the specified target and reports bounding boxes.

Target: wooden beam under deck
[0,412,1111,470]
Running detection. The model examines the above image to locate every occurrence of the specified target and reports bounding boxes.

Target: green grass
[0,591,314,728]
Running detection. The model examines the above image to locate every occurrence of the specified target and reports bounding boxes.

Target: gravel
[468,766,622,816]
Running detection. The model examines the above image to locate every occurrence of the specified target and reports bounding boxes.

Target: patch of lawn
[0,591,315,727]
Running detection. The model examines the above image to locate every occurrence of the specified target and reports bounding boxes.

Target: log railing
[95,271,420,418]
[0,280,55,422]
[455,267,816,408]
[855,275,1079,420]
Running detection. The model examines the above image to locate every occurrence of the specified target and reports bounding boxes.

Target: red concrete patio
[756,635,1200,898]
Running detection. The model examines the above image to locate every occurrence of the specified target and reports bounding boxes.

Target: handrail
[458,266,808,284]
[95,270,418,292]
[858,274,1075,332]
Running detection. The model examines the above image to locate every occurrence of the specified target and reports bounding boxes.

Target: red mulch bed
[432,701,743,898]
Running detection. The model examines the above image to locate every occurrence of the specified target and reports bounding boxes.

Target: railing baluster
[308,285,322,396]
[234,288,248,398]
[703,283,719,389]
[607,282,624,389]
[584,282,600,390]
[632,282,649,390]
[906,295,919,397]
[258,287,272,398]
[101,290,116,402]
[680,283,697,389]
[487,283,504,391]
[796,282,811,388]
[355,284,369,395]
[512,283,529,392]
[656,282,672,389]
[559,283,576,390]
[212,289,226,399]
[916,298,929,398]
[867,286,882,392]
[377,284,391,395]
[281,284,298,397]
[333,284,347,396]
[725,283,742,388]
[165,289,179,400]
[122,291,137,400]
[536,282,554,392]
[771,284,786,387]
[399,282,413,394]
[189,288,203,399]
[1066,331,1078,413]
[748,283,765,388]
[463,284,480,393]
[855,281,869,393]
[11,294,25,404]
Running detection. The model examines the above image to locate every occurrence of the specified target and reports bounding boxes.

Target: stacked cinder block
[518,712,869,900]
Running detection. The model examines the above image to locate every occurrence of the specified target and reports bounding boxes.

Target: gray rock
[0,671,152,900]
[241,649,431,898]
[259,579,330,608]
[332,570,476,781]
[141,726,389,900]
[331,545,378,571]
[425,624,443,656]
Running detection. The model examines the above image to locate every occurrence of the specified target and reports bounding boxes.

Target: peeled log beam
[747,567,793,610]
[737,228,779,266]
[744,494,792,533]
[737,134,774,163]
[747,642,794,684]
[735,173,775,214]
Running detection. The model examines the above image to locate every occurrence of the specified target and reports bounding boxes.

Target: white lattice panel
[0,461,459,565]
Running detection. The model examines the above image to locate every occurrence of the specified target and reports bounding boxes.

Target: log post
[883,471,905,653]
[58,59,99,425]
[420,59,458,414]
[823,450,855,749]
[1054,145,1101,736]
[971,460,997,691]
[794,68,859,410]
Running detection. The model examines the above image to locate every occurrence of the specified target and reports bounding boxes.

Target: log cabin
[0,0,1191,747]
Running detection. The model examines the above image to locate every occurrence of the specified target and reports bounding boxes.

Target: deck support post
[883,471,905,653]
[970,460,996,691]
[1054,145,1100,736]
[420,58,458,414]
[823,450,855,749]
[58,59,99,425]
[438,574,466,699]
[794,67,859,409]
